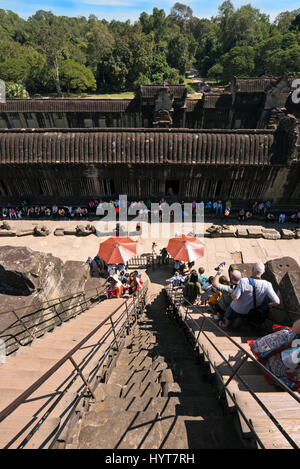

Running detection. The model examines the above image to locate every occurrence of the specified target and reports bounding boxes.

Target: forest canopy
[0,2,299,97]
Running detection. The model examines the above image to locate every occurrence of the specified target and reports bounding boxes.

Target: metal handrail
[0,282,148,429]
[0,285,108,352]
[0,285,107,317]
[166,286,300,449]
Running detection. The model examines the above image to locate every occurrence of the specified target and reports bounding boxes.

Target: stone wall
[0,163,298,203]
[0,246,90,352]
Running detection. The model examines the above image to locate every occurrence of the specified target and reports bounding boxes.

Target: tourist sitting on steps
[107,276,124,299]
[198,267,209,286]
[279,213,286,223]
[248,319,300,391]
[219,261,280,330]
[182,271,203,307]
[166,271,183,289]
[266,212,275,223]
[211,267,242,322]
[238,208,245,221]
[200,276,215,305]
[126,272,142,296]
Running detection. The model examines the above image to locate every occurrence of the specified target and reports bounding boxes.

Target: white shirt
[231,277,280,315]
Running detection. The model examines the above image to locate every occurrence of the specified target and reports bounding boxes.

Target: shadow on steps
[75,267,247,449]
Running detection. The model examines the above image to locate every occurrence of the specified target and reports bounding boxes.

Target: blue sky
[0,0,299,23]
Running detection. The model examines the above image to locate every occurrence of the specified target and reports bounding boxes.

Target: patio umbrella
[166,234,205,262]
[97,236,137,265]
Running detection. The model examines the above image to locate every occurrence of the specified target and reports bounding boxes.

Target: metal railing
[165,286,300,449]
[126,255,154,269]
[0,285,108,354]
[0,282,148,449]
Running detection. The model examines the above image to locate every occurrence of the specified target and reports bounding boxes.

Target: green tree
[207,63,224,82]
[222,46,255,81]
[86,21,114,75]
[0,57,30,82]
[60,60,96,94]
[28,10,69,96]
[6,82,29,98]
[169,3,193,31]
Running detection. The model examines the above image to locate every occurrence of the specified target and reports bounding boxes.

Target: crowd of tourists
[167,260,300,390]
[166,260,280,330]
[86,256,143,299]
[1,198,299,224]
[1,202,89,220]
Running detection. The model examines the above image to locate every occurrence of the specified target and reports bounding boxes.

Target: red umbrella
[97,236,137,264]
[166,234,205,262]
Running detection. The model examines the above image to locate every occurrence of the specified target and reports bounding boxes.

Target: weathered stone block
[280,229,295,239]
[262,228,280,240]
[34,225,50,236]
[229,263,253,279]
[263,257,299,292]
[0,222,11,230]
[210,231,222,238]
[278,272,300,321]
[247,227,263,238]
[54,228,65,236]
[236,228,248,238]
[0,230,16,236]
[222,226,236,238]
[16,230,35,237]
[63,229,78,235]
[206,225,221,234]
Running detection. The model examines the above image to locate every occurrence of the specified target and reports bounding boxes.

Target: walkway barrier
[0,285,108,355]
[165,286,300,449]
[126,255,154,269]
[0,282,148,449]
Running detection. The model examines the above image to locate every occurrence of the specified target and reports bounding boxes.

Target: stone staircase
[71,284,247,449]
[0,297,132,449]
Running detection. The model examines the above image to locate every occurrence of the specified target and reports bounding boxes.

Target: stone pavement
[0,220,299,272]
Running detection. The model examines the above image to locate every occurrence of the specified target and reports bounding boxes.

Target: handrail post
[125,301,130,334]
[53,304,64,323]
[132,294,137,319]
[194,316,206,350]
[12,310,35,341]
[69,356,95,399]
[110,317,119,350]
[218,354,249,399]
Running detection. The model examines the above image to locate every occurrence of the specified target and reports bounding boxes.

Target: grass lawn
[32,91,135,99]
[83,91,135,99]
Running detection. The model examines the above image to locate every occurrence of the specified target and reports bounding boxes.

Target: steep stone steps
[73,279,245,449]
[0,296,131,449]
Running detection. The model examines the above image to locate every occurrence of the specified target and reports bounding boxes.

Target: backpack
[247,277,269,325]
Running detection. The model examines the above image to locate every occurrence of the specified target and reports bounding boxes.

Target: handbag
[247,277,268,325]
